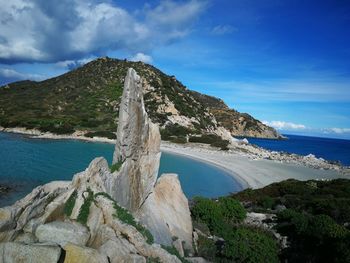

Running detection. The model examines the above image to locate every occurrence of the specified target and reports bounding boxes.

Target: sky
[0,0,350,139]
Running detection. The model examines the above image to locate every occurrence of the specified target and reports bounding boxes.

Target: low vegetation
[64,190,78,217]
[85,131,116,139]
[189,134,229,150]
[77,188,94,225]
[232,179,350,263]
[110,160,124,173]
[191,196,279,262]
[95,192,154,244]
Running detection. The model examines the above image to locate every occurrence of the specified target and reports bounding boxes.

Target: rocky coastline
[1,125,348,176]
[0,68,197,262]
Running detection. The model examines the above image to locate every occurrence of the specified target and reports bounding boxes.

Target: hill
[0,57,281,140]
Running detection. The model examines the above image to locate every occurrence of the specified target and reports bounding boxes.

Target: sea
[0,132,242,207]
[248,134,350,166]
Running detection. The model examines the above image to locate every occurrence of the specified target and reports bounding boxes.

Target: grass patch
[110,160,124,173]
[95,192,154,244]
[77,188,94,225]
[64,190,77,217]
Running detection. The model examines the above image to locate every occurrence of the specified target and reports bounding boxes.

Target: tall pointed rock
[112,68,161,212]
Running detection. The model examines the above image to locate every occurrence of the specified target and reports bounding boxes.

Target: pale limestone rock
[112,68,161,212]
[35,221,90,247]
[98,239,141,263]
[173,238,185,257]
[95,196,182,263]
[14,232,37,244]
[137,174,193,250]
[86,203,104,246]
[0,242,61,263]
[63,242,109,263]
[122,254,147,263]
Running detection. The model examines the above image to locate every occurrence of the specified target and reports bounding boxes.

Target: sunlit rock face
[112,68,161,212]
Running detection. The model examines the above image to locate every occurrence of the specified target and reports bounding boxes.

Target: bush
[221,227,279,263]
[218,197,246,223]
[191,197,246,236]
[85,131,116,139]
[196,235,217,261]
[170,136,187,144]
[210,140,229,150]
[160,124,193,140]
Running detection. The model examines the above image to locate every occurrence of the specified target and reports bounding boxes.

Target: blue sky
[0,0,350,139]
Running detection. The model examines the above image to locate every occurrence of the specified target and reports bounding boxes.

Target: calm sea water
[0,132,242,207]
[248,134,350,166]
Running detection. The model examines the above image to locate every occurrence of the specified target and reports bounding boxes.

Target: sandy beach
[1,127,349,190]
[161,142,350,189]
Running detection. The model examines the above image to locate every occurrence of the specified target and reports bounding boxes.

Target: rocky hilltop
[0,57,281,139]
[0,69,196,263]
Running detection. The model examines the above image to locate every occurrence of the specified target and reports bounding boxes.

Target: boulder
[137,174,193,250]
[112,68,161,212]
[35,221,90,247]
[98,239,139,263]
[0,242,61,263]
[63,242,108,263]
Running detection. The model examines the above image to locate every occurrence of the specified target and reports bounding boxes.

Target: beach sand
[160,142,350,189]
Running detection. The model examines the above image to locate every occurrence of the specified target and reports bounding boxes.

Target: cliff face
[0,57,281,139]
[0,68,194,263]
[190,91,282,139]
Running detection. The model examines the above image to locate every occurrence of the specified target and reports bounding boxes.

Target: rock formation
[0,68,195,263]
[112,68,161,211]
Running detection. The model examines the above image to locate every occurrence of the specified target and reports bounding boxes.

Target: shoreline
[161,142,350,189]
[1,127,349,189]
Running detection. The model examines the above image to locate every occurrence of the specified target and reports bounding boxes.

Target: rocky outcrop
[113,68,161,212]
[136,174,193,249]
[0,68,194,263]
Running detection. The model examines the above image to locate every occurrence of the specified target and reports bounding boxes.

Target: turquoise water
[248,134,350,166]
[0,132,242,207]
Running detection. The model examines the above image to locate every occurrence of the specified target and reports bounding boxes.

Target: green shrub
[77,188,94,225]
[196,235,217,261]
[110,160,124,173]
[189,134,221,144]
[210,140,229,150]
[64,190,78,217]
[95,192,154,244]
[85,131,116,139]
[221,227,279,263]
[191,197,246,236]
[170,136,187,144]
[218,197,246,223]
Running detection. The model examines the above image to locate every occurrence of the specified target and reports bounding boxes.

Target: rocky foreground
[0,69,199,263]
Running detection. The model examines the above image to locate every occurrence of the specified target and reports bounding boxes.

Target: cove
[0,132,242,207]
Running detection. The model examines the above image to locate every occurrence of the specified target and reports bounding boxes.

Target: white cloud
[263,120,306,130]
[0,68,44,81]
[0,0,207,64]
[323,128,350,134]
[211,25,237,35]
[56,57,96,70]
[130,53,153,64]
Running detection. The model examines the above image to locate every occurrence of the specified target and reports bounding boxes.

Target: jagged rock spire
[112,68,161,212]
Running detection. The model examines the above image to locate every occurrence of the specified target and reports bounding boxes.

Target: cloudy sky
[1,0,350,139]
